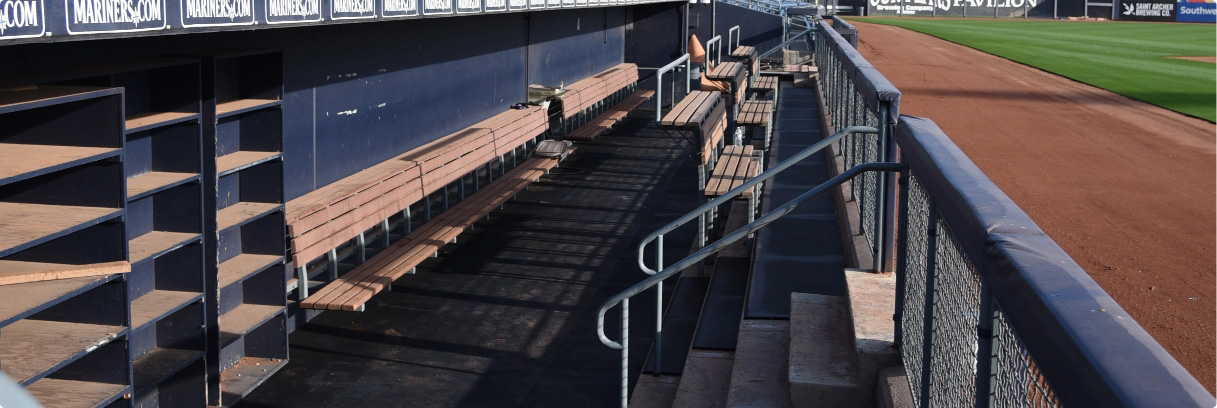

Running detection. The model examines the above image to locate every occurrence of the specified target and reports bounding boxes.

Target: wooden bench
[707,61,750,119]
[565,90,654,141]
[285,106,548,289]
[559,63,641,120]
[737,100,773,127]
[705,145,759,198]
[730,45,761,76]
[750,75,779,99]
[298,156,562,311]
[737,100,775,150]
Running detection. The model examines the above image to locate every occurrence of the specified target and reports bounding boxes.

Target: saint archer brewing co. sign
[1120,0,1176,20]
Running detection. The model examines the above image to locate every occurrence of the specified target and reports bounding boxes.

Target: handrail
[727,25,740,52]
[654,54,693,124]
[758,24,814,60]
[596,161,903,408]
[637,126,877,276]
[705,35,723,66]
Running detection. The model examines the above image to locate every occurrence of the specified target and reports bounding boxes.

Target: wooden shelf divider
[216,202,280,232]
[0,319,125,385]
[130,290,203,329]
[128,231,200,265]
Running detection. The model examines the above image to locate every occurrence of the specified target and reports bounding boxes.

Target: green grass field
[848,18,1217,122]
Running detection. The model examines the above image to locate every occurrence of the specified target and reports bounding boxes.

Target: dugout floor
[237,114,704,407]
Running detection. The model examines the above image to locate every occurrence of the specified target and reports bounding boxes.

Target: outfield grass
[848,18,1217,122]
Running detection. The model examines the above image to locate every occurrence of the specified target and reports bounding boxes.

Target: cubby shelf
[25,378,129,408]
[219,357,286,404]
[0,319,126,385]
[128,231,200,265]
[0,204,122,259]
[0,276,117,327]
[218,304,282,346]
[125,112,200,134]
[127,172,199,200]
[0,260,127,287]
[216,99,280,118]
[0,144,121,187]
[133,348,205,391]
[130,290,203,329]
[0,86,122,114]
[216,151,280,176]
[216,202,281,232]
[218,254,284,290]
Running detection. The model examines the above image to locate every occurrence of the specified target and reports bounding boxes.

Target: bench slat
[300,157,560,311]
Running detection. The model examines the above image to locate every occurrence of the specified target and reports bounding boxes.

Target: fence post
[893,164,910,343]
[973,288,995,408]
[917,203,940,408]
[881,105,898,273]
[872,107,890,270]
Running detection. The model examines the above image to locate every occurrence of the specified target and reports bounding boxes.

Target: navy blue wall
[689,2,783,56]
[0,9,628,200]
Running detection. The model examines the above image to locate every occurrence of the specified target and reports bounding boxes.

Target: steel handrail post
[655,54,692,124]
[637,126,878,276]
[706,35,722,66]
[728,25,741,51]
[598,161,904,350]
[881,102,899,272]
[873,106,890,270]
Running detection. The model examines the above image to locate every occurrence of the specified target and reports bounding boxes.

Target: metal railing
[718,0,785,15]
[808,13,1214,408]
[596,159,900,408]
[727,25,741,52]
[705,35,723,66]
[813,15,899,271]
[653,54,693,124]
[892,115,1213,408]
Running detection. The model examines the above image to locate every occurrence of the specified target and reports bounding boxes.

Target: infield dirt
[851,20,1216,392]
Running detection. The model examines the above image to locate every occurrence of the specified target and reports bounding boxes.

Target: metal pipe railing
[727,25,740,52]
[596,161,903,408]
[654,54,693,124]
[636,126,877,276]
[705,35,723,66]
[757,24,814,61]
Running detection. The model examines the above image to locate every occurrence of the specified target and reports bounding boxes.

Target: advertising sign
[1177,0,1216,22]
[383,0,418,16]
[0,0,46,39]
[333,0,375,19]
[182,0,255,27]
[868,0,1037,16]
[65,0,167,34]
[266,0,321,23]
[1120,0,1175,21]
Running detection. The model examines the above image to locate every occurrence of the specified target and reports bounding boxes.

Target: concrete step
[630,374,681,408]
[877,367,914,408]
[725,320,792,408]
[788,293,864,408]
[671,350,735,408]
[845,269,902,399]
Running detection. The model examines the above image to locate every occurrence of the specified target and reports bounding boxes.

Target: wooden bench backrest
[562,63,640,119]
[400,127,497,195]
[699,102,728,165]
[287,105,550,266]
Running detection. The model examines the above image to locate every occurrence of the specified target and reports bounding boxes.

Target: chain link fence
[811,15,1209,407]
[893,115,1210,407]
